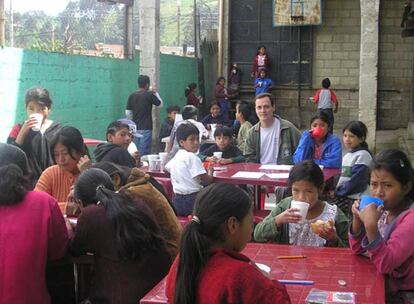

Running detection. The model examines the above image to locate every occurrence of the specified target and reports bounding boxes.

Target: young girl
[185,83,202,107]
[254,69,273,96]
[254,160,349,247]
[201,102,228,129]
[252,45,270,78]
[214,76,229,120]
[293,111,342,168]
[332,121,372,215]
[349,149,414,302]
[166,183,291,304]
[7,87,62,182]
[0,143,68,304]
[35,126,89,204]
[71,168,172,304]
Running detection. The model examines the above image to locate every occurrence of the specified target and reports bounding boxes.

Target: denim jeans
[173,192,198,216]
[133,129,152,156]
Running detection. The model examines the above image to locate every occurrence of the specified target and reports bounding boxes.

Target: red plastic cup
[311,127,325,139]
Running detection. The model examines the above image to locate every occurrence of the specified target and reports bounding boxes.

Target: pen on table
[278,279,314,285]
[277,255,307,259]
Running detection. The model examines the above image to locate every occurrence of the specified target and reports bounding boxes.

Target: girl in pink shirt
[349,149,414,302]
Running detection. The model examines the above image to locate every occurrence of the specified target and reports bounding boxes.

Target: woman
[70,168,172,303]
[293,111,342,168]
[214,76,229,120]
[185,83,202,107]
[0,143,69,303]
[35,126,88,204]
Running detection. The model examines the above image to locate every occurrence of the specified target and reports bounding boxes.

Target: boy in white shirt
[165,123,213,216]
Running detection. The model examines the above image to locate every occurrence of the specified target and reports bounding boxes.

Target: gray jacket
[244,115,301,164]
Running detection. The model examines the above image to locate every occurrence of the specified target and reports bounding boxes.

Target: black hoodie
[94,143,135,168]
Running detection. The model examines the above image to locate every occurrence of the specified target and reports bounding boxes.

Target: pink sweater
[349,209,414,294]
[0,191,69,303]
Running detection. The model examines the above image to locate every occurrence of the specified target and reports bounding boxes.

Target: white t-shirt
[260,118,280,164]
[165,149,206,195]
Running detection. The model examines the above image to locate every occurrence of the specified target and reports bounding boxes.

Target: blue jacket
[293,130,342,168]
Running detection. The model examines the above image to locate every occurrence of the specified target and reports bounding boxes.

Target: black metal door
[230,0,313,86]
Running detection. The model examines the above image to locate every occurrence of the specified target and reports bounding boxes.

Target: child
[7,87,62,182]
[293,111,342,168]
[252,45,270,78]
[349,149,414,301]
[94,120,141,168]
[166,183,291,304]
[185,83,202,107]
[165,123,214,216]
[254,69,273,96]
[201,102,228,129]
[313,78,338,133]
[227,63,241,99]
[332,121,372,216]
[199,126,245,165]
[160,105,180,151]
[214,76,229,120]
[254,160,349,247]
[71,168,171,303]
[235,101,253,153]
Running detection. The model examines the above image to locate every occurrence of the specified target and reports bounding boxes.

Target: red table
[140,243,385,304]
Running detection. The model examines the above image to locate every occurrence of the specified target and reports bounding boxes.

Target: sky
[5,0,71,16]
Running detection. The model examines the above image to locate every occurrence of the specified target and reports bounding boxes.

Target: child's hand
[275,208,302,227]
[77,155,92,172]
[219,158,232,165]
[20,116,38,135]
[359,203,384,229]
[205,156,216,163]
[317,223,337,243]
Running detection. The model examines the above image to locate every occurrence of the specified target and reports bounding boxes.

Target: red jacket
[349,209,414,294]
[166,247,291,304]
[252,54,270,75]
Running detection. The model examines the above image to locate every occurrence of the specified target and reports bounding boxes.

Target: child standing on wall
[254,69,273,96]
[312,78,338,133]
[252,45,270,78]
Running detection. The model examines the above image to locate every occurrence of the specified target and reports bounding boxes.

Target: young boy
[199,126,245,164]
[235,101,253,153]
[94,120,141,168]
[159,105,180,151]
[313,78,339,133]
[165,123,213,216]
[254,69,273,96]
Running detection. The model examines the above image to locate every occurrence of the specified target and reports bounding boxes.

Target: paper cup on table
[30,113,43,131]
[290,200,310,222]
[159,152,168,171]
[213,151,222,163]
[148,154,160,171]
[210,124,217,138]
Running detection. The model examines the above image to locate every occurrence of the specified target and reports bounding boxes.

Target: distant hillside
[160,0,218,46]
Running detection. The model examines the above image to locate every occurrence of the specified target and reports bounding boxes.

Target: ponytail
[0,165,29,205]
[174,184,252,304]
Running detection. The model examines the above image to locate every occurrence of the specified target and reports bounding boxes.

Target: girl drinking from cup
[7,87,62,182]
[166,183,291,304]
[254,161,349,247]
[331,121,372,216]
[293,112,342,168]
[349,149,414,302]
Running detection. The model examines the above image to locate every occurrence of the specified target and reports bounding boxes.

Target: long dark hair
[0,143,30,205]
[25,86,53,109]
[371,149,414,203]
[185,83,197,97]
[50,126,89,162]
[74,168,166,260]
[174,183,252,304]
[288,160,324,189]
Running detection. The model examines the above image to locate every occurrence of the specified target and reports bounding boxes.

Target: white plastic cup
[210,124,217,138]
[148,154,160,171]
[290,200,310,222]
[159,152,168,171]
[30,113,43,131]
[213,151,222,160]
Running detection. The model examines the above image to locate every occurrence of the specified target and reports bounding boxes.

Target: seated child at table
[293,111,342,169]
[254,160,349,247]
[166,183,291,304]
[201,102,229,130]
[159,105,180,151]
[331,121,372,216]
[349,149,414,302]
[235,101,253,153]
[165,123,214,216]
[70,168,172,304]
[94,120,141,168]
[199,126,245,165]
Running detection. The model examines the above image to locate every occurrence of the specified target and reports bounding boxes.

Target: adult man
[244,93,301,165]
[126,75,163,155]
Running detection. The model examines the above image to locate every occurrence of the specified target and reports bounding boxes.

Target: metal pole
[125,4,133,60]
[0,0,4,47]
